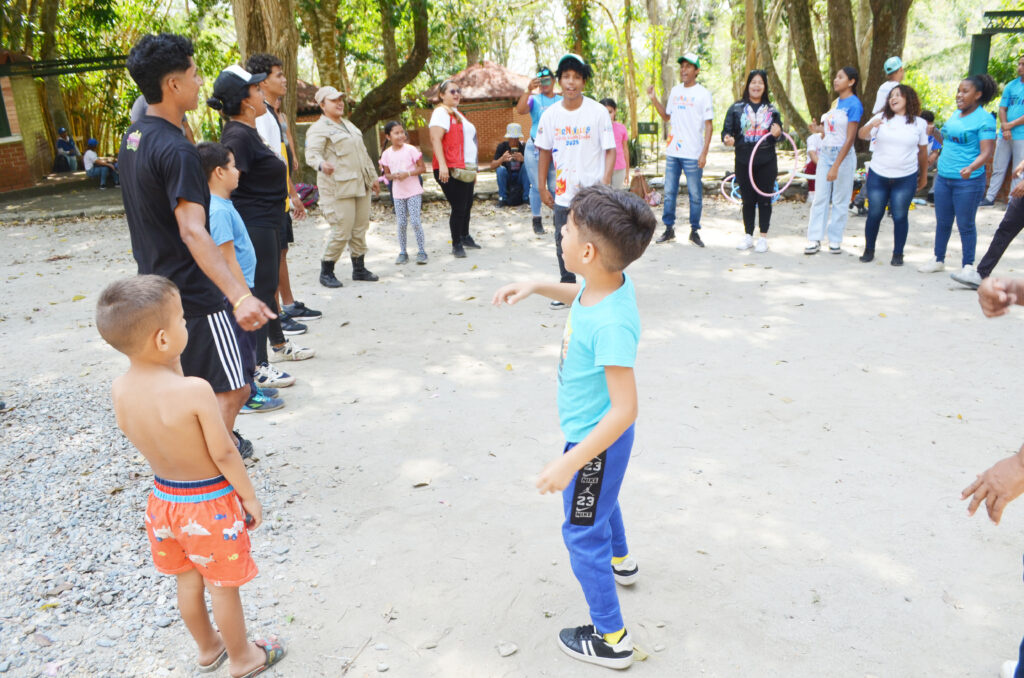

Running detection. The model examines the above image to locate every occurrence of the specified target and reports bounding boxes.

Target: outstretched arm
[493,280,580,307]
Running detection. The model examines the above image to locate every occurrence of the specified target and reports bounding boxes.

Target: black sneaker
[890,253,904,267]
[282,300,322,321]
[655,228,675,244]
[280,314,307,336]
[689,229,705,247]
[462,235,481,249]
[859,249,874,263]
[549,300,568,310]
[497,199,508,208]
[452,243,467,258]
[557,625,633,670]
[233,430,254,459]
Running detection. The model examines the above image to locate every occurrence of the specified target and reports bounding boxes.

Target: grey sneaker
[980,198,996,207]
[395,252,409,265]
[416,252,428,265]
[550,300,568,310]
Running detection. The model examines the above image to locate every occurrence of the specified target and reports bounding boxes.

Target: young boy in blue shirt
[197,141,290,413]
[493,184,657,669]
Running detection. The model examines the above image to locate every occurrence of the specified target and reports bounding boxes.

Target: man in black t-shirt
[493,123,528,207]
[121,33,274,448]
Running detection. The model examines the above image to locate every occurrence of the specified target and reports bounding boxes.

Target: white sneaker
[754,237,769,253]
[918,259,945,273]
[828,242,842,254]
[611,555,639,586]
[1001,659,1018,678]
[254,362,296,388]
[270,339,316,362]
[736,234,754,250]
[950,264,982,289]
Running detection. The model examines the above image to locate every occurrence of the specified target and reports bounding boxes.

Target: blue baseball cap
[883,56,903,75]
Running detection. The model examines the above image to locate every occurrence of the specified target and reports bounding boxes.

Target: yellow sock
[610,554,629,565]
[603,628,625,644]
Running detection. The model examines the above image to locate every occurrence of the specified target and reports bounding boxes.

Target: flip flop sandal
[237,637,286,678]
[197,648,228,673]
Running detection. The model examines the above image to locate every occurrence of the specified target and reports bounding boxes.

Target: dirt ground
[3,193,1024,677]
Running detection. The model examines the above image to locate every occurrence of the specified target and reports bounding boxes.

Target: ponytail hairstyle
[381,120,403,151]
[963,73,998,107]
[206,87,251,117]
[840,66,859,95]
[882,84,921,125]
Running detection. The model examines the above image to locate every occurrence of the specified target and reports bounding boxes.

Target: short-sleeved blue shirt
[529,93,562,140]
[937,107,997,179]
[1001,78,1024,141]
[209,195,256,288]
[557,274,640,442]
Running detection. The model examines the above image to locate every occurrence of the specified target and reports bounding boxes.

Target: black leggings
[977,195,1024,278]
[434,169,474,243]
[736,156,776,235]
[246,224,285,364]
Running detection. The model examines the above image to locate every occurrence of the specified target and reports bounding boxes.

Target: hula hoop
[721,173,783,204]
[749,130,799,199]
[720,174,741,204]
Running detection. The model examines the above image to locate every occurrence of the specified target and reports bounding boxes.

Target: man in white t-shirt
[536,53,616,307]
[646,52,714,247]
[872,56,905,116]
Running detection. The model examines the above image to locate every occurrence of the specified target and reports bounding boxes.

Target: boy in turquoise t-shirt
[493,185,656,670]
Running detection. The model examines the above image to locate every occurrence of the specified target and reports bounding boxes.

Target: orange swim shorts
[145,475,258,587]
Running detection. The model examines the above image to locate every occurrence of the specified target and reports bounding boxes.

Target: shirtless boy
[96,275,285,677]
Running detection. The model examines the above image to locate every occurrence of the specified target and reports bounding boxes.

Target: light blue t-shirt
[937,107,997,180]
[529,93,562,140]
[209,194,256,287]
[557,274,640,443]
[1001,78,1024,141]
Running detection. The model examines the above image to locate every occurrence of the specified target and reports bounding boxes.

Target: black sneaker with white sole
[280,314,307,335]
[557,625,633,670]
[282,300,322,321]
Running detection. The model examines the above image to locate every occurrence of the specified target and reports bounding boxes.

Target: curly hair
[127,34,194,105]
[882,84,921,124]
[245,53,282,77]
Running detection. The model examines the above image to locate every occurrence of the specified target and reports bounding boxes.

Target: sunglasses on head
[539,77,553,84]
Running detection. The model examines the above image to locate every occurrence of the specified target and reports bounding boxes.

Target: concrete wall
[9,75,51,183]
[0,75,34,191]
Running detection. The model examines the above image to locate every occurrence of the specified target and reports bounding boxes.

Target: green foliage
[903,67,957,120]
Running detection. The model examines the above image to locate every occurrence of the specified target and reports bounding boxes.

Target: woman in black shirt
[209,66,315,367]
[722,70,783,253]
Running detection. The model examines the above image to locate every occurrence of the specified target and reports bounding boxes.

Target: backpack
[294,183,319,208]
[505,170,525,206]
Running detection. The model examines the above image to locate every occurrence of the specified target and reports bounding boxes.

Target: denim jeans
[524,138,556,218]
[86,165,116,187]
[495,165,530,203]
[863,171,918,255]
[806,146,855,245]
[662,156,703,230]
[977,196,1024,278]
[933,173,984,266]
[986,137,1024,202]
[553,205,576,283]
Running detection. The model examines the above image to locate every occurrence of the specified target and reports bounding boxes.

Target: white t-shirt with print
[866,114,928,179]
[83,149,98,171]
[535,97,616,208]
[429,107,478,165]
[665,82,714,159]
[255,109,284,160]
[806,133,824,157]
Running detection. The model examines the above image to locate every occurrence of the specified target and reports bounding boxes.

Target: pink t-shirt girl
[612,122,629,171]
[380,144,424,199]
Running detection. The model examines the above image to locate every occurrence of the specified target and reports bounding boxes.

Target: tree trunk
[296,0,348,93]
[729,0,745,100]
[827,0,859,77]
[528,18,542,70]
[855,0,872,82]
[754,0,807,139]
[24,0,40,55]
[623,0,639,139]
[744,0,757,75]
[347,0,429,131]
[786,0,829,121]
[564,0,591,62]
[4,0,27,52]
[39,0,68,133]
[232,0,268,59]
[865,0,913,110]
[378,0,399,76]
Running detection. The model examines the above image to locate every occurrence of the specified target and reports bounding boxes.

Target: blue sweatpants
[561,424,634,634]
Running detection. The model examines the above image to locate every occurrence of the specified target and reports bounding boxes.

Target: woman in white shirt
[856,85,928,266]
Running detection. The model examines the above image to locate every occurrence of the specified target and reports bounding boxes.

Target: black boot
[319,260,343,288]
[859,248,874,263]
[351,255,379,281]
[532,216,546,235]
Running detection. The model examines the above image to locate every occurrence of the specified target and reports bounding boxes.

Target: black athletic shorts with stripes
[180,303,247,393]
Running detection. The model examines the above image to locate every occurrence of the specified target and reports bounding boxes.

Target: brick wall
[10,75,52,182]
[0,139,34,191]
[412,100,532,167]
[1,76,21,135]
